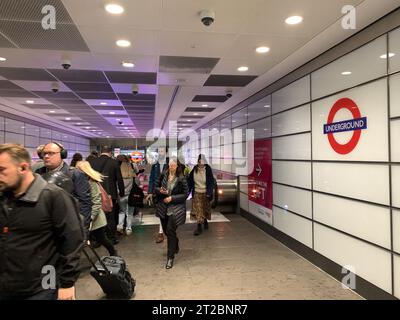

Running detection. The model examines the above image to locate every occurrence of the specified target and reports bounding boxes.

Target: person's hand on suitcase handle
[58,286,76,300]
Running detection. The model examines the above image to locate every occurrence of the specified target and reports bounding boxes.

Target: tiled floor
[75,212,362,300]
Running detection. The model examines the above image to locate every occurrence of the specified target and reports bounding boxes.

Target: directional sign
[256,163,262,177]
[248,139,272,210]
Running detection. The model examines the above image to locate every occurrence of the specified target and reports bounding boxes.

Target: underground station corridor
[0,0,400,305]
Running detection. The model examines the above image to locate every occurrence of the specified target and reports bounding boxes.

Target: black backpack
[128,180,144,207]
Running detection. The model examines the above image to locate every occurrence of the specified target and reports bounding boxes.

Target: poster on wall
[248,139,273,224]
[312,79,388,161]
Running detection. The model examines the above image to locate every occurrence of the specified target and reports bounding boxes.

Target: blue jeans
[118,196,135,230]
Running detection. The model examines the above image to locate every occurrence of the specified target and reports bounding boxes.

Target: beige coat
[89,179,107,231]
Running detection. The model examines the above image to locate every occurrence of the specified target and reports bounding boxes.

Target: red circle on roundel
[327,98,362,155]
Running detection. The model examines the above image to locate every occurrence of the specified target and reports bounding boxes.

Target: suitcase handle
[82,243,111,274]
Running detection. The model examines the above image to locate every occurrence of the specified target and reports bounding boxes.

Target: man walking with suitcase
[0,144,84,300]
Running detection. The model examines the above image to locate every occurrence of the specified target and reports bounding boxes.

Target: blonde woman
[75,161,117,256]
[117,155,136,235]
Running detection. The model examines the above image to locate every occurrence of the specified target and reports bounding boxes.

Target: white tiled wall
[272,104,310,137]
[273,206,313,248]
[312,35,387,100]
[391,119,400,162]
[273,183,312,219]
[313,162,390,205]
[314,223,392,294]
[209,24,400,298]
[273,161,311,189]
[272,133,311,160]
[272,76,310,114]
[392,165,400,208]
[0,115,90,160]
[314,193,391,249]
[393,209,400,253]
[390,73,400,118]
[394,255,400,299]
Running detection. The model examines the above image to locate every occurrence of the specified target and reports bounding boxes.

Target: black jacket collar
[19,174,48,203]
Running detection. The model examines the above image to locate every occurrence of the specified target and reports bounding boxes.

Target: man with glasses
[36,142,92,231]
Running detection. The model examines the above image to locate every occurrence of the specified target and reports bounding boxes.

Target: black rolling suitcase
[82,245,136,299]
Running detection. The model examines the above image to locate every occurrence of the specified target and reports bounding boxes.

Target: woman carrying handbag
[155,157,189,269]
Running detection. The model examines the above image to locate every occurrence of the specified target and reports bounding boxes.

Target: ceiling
[0,0,398,139]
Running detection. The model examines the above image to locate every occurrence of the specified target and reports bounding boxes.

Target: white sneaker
[116,225,124,234]
[126,229,132,236]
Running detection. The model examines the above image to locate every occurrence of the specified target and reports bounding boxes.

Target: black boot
[204,219,209,230]
[166,257,174,269]
[193,223,202,236]
[175,239,180,254]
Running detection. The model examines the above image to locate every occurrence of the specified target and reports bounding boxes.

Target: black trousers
[91,226,117,256]
[160,215,179,259]
[105,199,118,241]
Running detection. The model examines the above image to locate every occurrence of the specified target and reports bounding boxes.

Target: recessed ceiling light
[232,120,236,123]
[116,118,121,121]
[237,66,249,72]
[0,57,6,62]
[49,110,55,113]
[106,136,110,138]
[341,71,352,75]
[285,16,303,25]
[26,100,34,104]
[124,127,128,129]
[76,123,82,125]
[202,104,208,107]
[65,117,71,120]
[100,102,108,105]
[194,113,198,115]
[380,53,396,59]
[187,119,191,122]
[109,112,115,115]
[116,39,131,47]
[256,46,270,54]
[105,3,124,14]
[122,61,135,68]
[86,127,90,129]
[264,105,270,108]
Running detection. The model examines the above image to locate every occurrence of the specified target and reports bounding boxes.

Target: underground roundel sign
[323,98,367,155]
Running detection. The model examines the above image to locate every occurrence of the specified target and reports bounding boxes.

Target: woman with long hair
[117,155,136,235]
[70,152,83,167]
[155,156,188,269]
[188,154,215,236]
[75,160,117,256]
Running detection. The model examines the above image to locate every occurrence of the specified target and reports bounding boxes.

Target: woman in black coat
[155,156,189,269]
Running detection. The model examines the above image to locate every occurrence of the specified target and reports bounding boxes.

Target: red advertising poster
[248,139,272,210]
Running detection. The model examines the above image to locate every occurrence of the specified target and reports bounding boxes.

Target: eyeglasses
[42,151,60,157]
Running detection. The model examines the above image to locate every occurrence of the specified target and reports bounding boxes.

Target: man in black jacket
[36,142,92,230]
[0,144,84,300]
[88,146,124,243]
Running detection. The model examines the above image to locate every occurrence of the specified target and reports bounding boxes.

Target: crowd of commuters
[0,142,215,299]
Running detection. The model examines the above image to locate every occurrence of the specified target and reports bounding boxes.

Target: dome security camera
[61,59,71,70]
[226,89,233,98]
[51,82,59,93]
[131,84,139,95]
[200,10,215,26]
